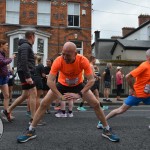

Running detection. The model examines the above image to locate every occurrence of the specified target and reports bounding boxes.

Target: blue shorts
[0,76,8,86]
[125,95,150,106]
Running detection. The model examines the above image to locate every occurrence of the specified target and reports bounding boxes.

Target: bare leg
[7,90,29,113]
[61,101,66,110]
[83,90,108,127]
[106,104,131,120]
[31,90,57,127]
[1,84,9,110]
[36,89,42,110]
[68,100,73,111]
[28,87,37,118]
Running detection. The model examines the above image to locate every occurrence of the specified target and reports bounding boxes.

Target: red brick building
[0,0,92,66]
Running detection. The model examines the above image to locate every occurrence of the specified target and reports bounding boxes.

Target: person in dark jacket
[0,39,15,116]
[1,31,37,122]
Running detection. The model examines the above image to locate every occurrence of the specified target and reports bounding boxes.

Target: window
[37,38,44,62]
[6,0,20,24]
[71,41,83,54]
[37,1,51,26]
[68,3,80,27]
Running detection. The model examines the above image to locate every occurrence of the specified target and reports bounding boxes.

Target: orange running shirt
[50,54,92,86]
[130,61,150,98]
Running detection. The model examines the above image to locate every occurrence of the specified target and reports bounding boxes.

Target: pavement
[0,97,125,106]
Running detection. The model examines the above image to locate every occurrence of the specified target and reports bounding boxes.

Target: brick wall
[0,0,92,59]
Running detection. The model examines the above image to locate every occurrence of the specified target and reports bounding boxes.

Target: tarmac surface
[1,105,150,150]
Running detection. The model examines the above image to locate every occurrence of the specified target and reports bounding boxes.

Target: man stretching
[17,42,120,143]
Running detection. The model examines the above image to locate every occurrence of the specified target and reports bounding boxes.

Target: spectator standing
[103,63,112,102]
[116,66,124,101]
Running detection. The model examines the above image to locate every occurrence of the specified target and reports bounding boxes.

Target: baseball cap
[117,66,122,70]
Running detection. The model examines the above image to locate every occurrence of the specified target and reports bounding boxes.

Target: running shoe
[68,112,74,117]
[1,110,11,122]
[106,99,112,102]
[55,112,67,118]
[102,106,109,110]
[29,119,46,126]
[103,99,107,102]
[97,121,103,129]
[77,106,87,111]
[45,109,51,114]
[102,128,120,142]
[17,129,36,143]
[37,120,46,126]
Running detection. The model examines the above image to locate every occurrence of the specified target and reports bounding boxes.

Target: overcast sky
[92,0,150,40]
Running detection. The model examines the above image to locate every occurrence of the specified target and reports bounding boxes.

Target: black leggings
[117,84,122,96]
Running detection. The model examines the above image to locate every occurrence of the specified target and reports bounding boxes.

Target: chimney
[94,30,100,42]
[138,14,150,26]
[122,27,135,37]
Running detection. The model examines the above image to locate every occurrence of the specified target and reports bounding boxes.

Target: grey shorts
[104,81,111,88]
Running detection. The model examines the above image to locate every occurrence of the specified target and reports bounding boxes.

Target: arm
[81,74,95,95]
[126,73,135,95]
[20,44,31,78]
[47,74,64,100]
[0,53,13,67]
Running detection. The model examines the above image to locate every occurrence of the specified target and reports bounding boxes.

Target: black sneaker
[106,99,112,102]
[1,110,11,122]
[103,99,107,102]
[17,129,37,143]
[102,128,120,142]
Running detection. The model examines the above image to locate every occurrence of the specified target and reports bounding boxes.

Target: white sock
[104,125,110,130]
[29,125,35,131]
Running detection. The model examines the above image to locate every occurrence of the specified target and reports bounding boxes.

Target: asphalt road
[0,106,150,150]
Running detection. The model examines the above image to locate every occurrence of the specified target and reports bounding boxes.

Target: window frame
[68,3,80,27]
[37,0,51,26]
[71,40,83,55]
[6,0,20,24]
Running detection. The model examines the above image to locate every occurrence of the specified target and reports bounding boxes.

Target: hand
[25,78,33,84]
[63,93,81,101]
[129,88,136,96]
[10,54,16,59]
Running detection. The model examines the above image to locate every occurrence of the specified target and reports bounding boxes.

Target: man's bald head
[62,42,77,64]
[63,42,77,53]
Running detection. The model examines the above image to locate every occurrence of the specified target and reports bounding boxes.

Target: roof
[94,39,115,59]
[111,39,150,54]
[122,20,150,39]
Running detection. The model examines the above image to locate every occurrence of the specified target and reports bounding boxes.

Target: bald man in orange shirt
[17,42,119,143]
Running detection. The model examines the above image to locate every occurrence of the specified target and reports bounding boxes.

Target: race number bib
[65,78,78,86]
[144,84,150,94]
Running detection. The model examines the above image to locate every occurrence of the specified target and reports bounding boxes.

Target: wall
[124,23,150,40]
[0,0,92,59]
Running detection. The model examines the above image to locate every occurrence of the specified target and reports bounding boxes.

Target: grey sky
[92,0,150,40]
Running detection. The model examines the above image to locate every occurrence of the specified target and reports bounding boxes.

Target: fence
[11,77,130,98]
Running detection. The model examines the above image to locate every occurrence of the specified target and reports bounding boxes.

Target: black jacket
[17,39,35,78]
